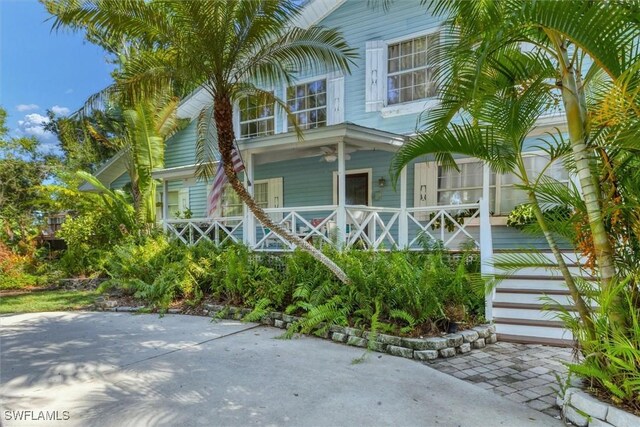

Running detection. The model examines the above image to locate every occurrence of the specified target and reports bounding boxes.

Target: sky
[0,0,115,152]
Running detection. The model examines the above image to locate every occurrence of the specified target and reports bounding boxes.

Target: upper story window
[387,33,440,105]
[287,79,327,131]
[239,96,274,139]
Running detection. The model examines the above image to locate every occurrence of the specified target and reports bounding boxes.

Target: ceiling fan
[319,146,356,162]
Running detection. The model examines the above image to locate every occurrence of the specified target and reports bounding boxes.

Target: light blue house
[88,0,575,344]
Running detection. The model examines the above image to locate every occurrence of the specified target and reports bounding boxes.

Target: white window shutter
[414,162,437,220]
[268,177,283,221]
[365,40,386,112]
[327,74,345,125]
[178,188,190,211]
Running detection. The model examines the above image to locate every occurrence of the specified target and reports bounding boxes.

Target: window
[387,32,439,105]
[239,96,275,139]
[499,156,570,213]
[437,161,496,208]
[415,154,569,216]
[221,185,243,217]
[220,178,283,218]
[287,79,327,130]
[157,188,189,219]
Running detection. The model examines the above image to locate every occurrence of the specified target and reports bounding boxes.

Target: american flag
[207,145,245,217]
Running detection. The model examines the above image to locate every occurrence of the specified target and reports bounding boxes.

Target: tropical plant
[403,0,639,331]
[390,44,596,337]
[43,0,358,284]
[122,93,183,224]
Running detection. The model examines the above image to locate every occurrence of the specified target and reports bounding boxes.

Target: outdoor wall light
[378,177,386,187]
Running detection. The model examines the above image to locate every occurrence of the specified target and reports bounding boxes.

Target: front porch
[154,124,494,253]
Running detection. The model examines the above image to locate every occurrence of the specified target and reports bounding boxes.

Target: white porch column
[244,151,256,248]
[162,179,169,232]
[398,166,408,248]
[337,140,347,246]
[482,162,491,205]
[480,162,494,321]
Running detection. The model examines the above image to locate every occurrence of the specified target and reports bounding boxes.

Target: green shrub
[507,203,572,230]
[102,238,484,335]
[557,277,640,412]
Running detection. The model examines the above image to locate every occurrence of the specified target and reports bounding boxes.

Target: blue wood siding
[165,120,198,168]
[110,172,130,189]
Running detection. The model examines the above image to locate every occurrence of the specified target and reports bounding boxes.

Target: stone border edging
[557,387,640,427]
[95,300,497,361]
[205,304,498,360]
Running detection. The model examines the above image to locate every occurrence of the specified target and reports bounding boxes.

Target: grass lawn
[0,290,98,314]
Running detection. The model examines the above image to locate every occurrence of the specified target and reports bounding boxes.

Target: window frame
[283,76,329,132]
[236,94,276,140]
[386,31,440,107]
[379,27,442,117]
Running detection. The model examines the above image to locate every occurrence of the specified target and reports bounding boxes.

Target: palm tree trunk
[545,31,620,321]
[527,190,596,341]
[213,95,351,285]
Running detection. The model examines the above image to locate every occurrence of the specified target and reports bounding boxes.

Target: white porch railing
[406,203,481,250]
[252,205,339,251]
[164,202,487,253]
[345,205,401,250]
[165,216,244,246]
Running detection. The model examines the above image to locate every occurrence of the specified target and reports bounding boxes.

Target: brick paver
[426,341,575,418]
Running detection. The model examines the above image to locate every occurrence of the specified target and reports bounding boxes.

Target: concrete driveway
[0,312,562,427]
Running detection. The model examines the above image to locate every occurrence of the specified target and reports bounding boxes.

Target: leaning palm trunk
[526,190,596,341]
[546,31,622,324]
[214,97,350,285]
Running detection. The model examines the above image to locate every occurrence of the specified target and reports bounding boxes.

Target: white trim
[384,26,443,46]
[381,99,440,118]
[332,168,373,206]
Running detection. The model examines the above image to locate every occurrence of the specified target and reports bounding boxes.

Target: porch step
[491,250,587,346]
[494,289,573,306]
[496,333,574,347]
[495,322,573,342]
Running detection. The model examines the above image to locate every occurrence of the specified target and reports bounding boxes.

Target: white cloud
[17,113,54,141]
[16,104,39,112]
[64,88,74,94]
[51,105,70,116]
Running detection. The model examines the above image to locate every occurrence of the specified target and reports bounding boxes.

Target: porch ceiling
[244,123,407,166]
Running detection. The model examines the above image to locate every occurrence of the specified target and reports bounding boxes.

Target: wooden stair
[491,250,590,347]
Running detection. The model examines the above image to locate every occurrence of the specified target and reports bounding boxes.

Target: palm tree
[394,0,639,326]
[391,47,596,338]
[122,93,182,225]
[44,0,358,283]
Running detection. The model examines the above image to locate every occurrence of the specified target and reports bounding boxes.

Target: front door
[344,173,369,206]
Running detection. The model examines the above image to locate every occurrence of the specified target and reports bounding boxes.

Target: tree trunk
[527,190,596,341]
[213,95,351,285]
[546,30,621,323]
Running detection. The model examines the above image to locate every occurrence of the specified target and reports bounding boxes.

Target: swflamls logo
[4,410,70,421]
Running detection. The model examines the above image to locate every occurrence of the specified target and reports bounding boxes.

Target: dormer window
[239,96,275,139]
[287,79,327,130]
[387,32,440,105]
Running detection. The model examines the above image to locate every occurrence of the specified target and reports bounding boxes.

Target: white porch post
[244,151,256,248]
[337,140,347,246]
[162,179,169,232]
[480,162,494,321]
[398,166,408,248]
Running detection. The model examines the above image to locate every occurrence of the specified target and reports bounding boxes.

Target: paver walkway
[426,341,575,418]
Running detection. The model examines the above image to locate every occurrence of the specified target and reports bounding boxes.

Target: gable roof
[79,149,129,191]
